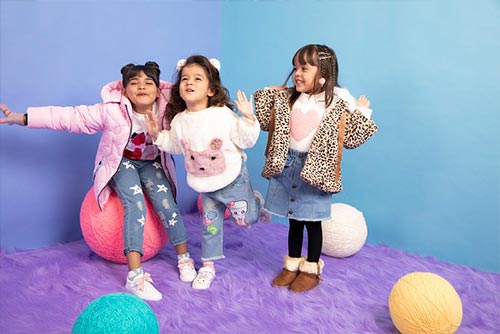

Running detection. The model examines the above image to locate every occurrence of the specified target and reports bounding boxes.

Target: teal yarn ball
[72,293,159,334]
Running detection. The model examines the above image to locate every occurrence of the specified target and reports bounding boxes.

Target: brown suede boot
[289,259,324,293]
[272,255,305,287]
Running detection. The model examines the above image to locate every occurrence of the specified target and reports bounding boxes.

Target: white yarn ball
[321,203,368,258]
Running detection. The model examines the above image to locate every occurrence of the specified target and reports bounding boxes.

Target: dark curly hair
[284,44,339,109]
[167,55,234,123]
[120,61,161,88]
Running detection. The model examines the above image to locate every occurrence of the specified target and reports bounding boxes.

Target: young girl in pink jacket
[0,61,196,301]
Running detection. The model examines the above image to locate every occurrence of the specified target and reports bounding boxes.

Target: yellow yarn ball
[389,272,463,334]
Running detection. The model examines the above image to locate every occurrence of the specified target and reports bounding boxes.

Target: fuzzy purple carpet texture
[1,213,499,334]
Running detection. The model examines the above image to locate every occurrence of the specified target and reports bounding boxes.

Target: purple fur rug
[1,213,499,334]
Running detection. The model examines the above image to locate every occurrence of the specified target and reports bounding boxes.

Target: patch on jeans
[157,184,168,193]
[137,215,145,226]
[207,225,218,235]
[227,200,249,227]
[130,184,143,195]
[168,213,178,226]
[203,209,219,226]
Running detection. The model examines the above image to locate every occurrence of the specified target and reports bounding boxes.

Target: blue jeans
[110,157,187,256]
[200,161,259,261]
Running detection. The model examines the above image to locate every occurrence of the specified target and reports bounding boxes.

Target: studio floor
[1,213,499,333]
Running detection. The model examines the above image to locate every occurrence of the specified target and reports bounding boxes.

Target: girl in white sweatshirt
[146,55,267,290]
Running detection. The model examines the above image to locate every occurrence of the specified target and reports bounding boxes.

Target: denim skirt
[264,149,332,221]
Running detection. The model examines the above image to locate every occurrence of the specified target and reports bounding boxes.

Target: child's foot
[254,190,271,223]
[192,265,216,290]
[125,268,162,301]
[178,257,197,282]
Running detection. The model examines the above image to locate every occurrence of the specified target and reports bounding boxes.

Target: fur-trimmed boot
[272,255,305,287]
[289,259,324,293]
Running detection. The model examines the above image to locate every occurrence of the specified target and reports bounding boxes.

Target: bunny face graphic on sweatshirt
[181,138,226,177]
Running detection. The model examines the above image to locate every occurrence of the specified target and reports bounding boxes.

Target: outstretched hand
[144,110,159,141]
[357,95,371,108]
[234,90,255,120]
[0,104,25,126]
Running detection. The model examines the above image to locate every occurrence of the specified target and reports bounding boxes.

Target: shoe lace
[196,267,214,282]
[133,272,154,291]
[178,258,194,271]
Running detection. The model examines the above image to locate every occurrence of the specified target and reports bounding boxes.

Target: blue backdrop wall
[220,0,499,272]
[1,1,499,273]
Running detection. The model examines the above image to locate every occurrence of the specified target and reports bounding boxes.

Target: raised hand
[0,104,25,126]
[234,90,255,121]
[357,95,371,108]
[144,110,159,141]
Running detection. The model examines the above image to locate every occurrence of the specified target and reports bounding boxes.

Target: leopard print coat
[254,88,378,193]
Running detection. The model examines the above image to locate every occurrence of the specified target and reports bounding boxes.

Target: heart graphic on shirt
[290,108,322,142]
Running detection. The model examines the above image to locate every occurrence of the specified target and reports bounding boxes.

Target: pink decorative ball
[80,187,168,264]
[197,193,231,219]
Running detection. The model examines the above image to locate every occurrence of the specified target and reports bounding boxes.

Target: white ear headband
[209,58,221,71]
[176,59,186,71]
[175,58,221,71]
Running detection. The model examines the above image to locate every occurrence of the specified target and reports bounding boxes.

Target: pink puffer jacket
[27,80,177,209]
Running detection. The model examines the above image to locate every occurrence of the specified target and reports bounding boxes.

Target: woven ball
[80,187,168,264]
[321,203,367,258]
[72,293,159,334]
[389,272,463,334]
[197,193,231,219]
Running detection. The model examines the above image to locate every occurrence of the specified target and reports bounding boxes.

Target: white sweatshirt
[154,106,260,192]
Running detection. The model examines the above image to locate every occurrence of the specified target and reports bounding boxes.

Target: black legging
[288,219,323,263]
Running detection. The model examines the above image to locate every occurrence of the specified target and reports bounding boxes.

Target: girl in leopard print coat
[254,44,378,293]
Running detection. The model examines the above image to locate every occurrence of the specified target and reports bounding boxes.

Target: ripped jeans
[110,157,186,256]
[200,161,259,261]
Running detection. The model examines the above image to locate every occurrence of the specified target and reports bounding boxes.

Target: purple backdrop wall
[0,1,220,251]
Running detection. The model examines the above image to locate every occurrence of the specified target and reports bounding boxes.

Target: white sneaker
[254,190,271,223]
[178,257,197,282]
[125,270,162,301]
[191,266,216,290]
